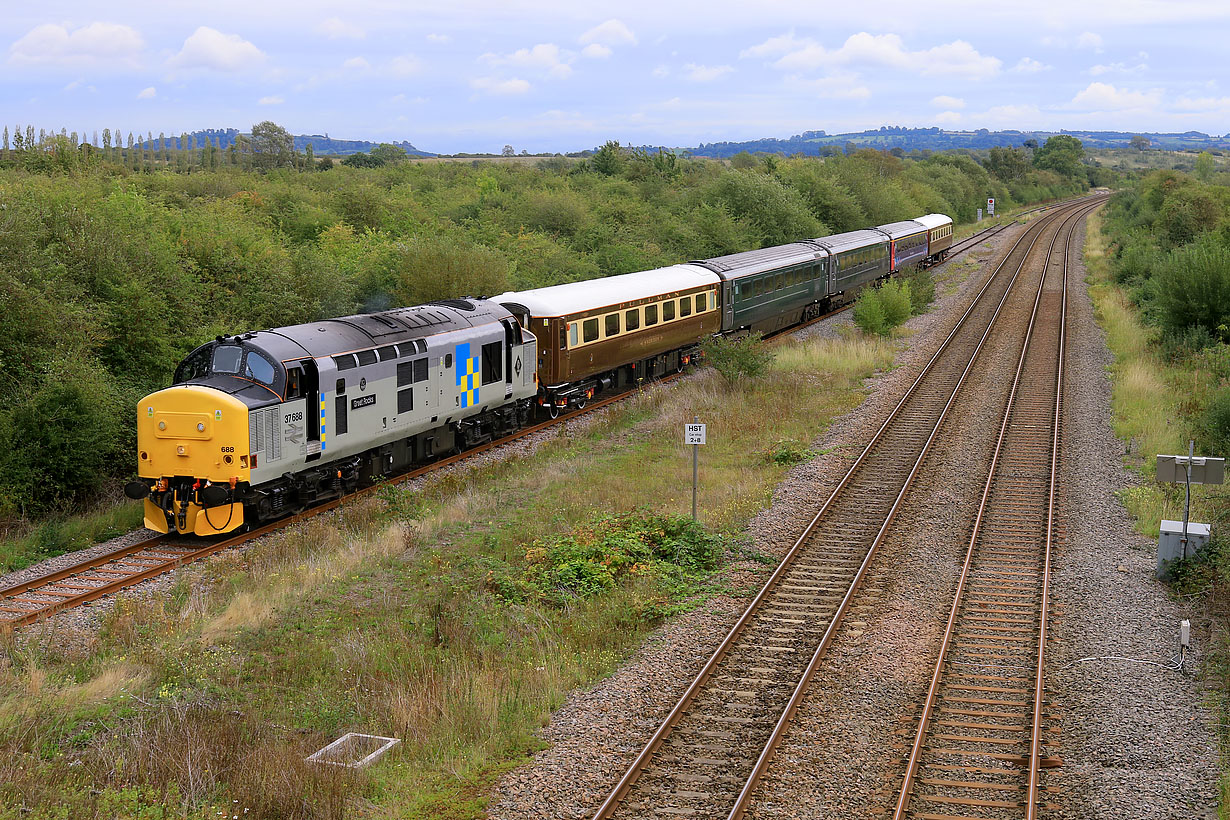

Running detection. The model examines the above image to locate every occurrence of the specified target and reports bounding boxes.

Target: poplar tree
[2,126,8,160]
[114,126,123,162]
[305,142,315,170]
[102,128,111,152]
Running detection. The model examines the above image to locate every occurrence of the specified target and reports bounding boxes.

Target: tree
[1,126,7,160]
[700,333,773,386]
[1195,152,1215,183]
[1130,135,1151,152]
[986,146,1031,181]
[1033,134,1085,179]
[590,140,624,175]
[1022,138,1039,151]
[502,144,515,156]
[304,142,314,170]
[250,120,295,169]
[370,143,408,165]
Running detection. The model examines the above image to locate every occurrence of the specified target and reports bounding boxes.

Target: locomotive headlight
[197,422,205,432]
[158,421,167,430]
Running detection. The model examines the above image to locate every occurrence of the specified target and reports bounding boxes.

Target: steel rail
[592,194,1104,819]
[727,197,1104,820]
[889,199,1094,820]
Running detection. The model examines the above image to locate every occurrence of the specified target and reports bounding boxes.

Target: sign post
[977,208,983,222]
[1155,443,1224,577]
[685,417,706,521]
[987,196,995,216]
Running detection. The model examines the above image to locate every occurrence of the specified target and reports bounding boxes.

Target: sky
[3,1,1229,154]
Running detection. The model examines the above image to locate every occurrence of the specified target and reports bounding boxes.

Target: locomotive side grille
[268,408,281,461]
[251,411,263,453]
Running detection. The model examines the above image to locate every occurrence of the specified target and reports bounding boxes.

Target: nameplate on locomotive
[351,394,377,410]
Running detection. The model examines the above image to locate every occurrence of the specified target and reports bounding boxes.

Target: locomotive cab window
[605,314,620,336]
[175,347,210,383]
[244,352,275,386]
[481,341,502,384]
[212,345,242,374]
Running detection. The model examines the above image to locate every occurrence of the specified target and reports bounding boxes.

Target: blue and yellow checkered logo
[456,343,480,408]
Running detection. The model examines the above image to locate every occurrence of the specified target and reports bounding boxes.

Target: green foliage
[853,279,913,336]
[700,333,774,385]
[518,511,724,605]
[1199,386,1230,456]
[1153,236,1230,343]
[905,268,936,314]
[1034,134,1086,179]
[765,439,816,466]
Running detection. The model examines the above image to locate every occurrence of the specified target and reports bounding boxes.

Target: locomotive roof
[495,264,720,318]
[810,229,888,253]
[874,220,927,239]
[243,299,513,362]
[912,213,953,230]
[692,243,825,279]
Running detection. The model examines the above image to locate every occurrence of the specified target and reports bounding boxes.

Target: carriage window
[481,341,502,384]
[211,345,242,374]
[679,297,691,317]
[663,301,675,321]
[605,314,620,336]
[625,309,640,331]
[775,274,784,291]
[645,304,658,326]
[244,352,275,386]
[696,293,706,313]
[570,323,579,346]
[582,318,599,343]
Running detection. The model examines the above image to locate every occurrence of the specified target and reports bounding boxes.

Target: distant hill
[156,128,436,157]
[683,127,1230,158]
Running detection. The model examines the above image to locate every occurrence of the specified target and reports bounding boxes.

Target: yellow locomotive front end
[126,385,250,536]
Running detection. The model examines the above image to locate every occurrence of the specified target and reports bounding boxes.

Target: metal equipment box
[1157,519,1212,579]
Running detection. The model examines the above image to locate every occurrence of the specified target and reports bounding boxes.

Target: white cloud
[1171,95,1230,112]
[789,73,870,99]
[979,104,1043,125]
[1089,61,1148,76]
[931,95,965,108]
[343,57,371,71]
[1070,81,1161,111]
[169,27,265,72]
[582,44,612,59]
[652,65,670,77]
[8,22,144,68]
[258,95,284,105]
[1077,31,1104,52]
[683,63,733,82]
[389,55,422,76]
[934,110,962,124]
[427,33,451,44]
[316,17,364,40]
[482,43,573,78]
[749,32,1001,80]
[579,19,636,47]
[471,76,531,95]
[137,86,156,99]
[1013,57,1049,73]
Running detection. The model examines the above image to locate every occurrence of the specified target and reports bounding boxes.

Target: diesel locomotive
[126,212,953,535]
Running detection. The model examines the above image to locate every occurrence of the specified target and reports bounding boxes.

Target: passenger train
[126,213,954,535]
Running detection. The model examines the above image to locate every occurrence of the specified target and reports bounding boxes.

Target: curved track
[591,196,1103,819]
[889,193,1079,820]
[0,198,1078,631]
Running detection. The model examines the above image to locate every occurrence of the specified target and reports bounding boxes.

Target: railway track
[889,193,1080,820]
[591,195,1104,820]
[0,199,1066,631]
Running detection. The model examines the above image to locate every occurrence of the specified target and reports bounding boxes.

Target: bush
[853,287,889,336]
[1199,386,1230,457]
[700,333,774,385]
[1154,236,1230,343]
[905,269,936,314]
[853,280,912,336]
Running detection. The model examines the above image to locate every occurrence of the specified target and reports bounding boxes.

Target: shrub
[905,269,936,315]
[1199,386,1230,457]
[1154,236,1230,343]
[879,279,913,326]
[700,333,774,385]
[853,287,889,336]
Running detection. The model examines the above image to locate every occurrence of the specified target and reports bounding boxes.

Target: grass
[0,500,145,575]
[1084,207,1230,815]
[0,325,897,820]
